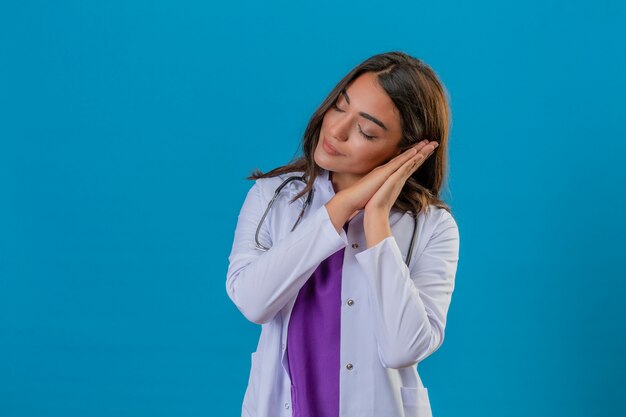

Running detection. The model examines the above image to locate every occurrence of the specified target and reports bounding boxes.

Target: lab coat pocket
[242,352,261,417]
[400,386,433,417]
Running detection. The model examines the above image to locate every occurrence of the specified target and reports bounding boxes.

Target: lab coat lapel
[276,167,406,379]
[278,167,333,378]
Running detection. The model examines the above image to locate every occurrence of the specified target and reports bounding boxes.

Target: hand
[339,140,439,219]
[365,140,438,214]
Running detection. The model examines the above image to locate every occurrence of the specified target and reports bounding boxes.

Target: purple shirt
[285,221,349,417]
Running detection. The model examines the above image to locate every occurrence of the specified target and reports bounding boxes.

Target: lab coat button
[347,299,354,306]
[346,362,353,370]
[351,243,359,248]
[284,402,290,409]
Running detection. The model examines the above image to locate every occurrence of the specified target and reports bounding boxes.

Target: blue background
[1,1,625,416]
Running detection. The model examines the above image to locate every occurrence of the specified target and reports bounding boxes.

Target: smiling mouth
[323,138,343,156]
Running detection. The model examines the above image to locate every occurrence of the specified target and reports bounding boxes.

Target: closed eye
[331,103,377,141]
[358,125,375,140]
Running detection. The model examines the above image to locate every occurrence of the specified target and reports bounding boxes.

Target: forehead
[342,72,401,133]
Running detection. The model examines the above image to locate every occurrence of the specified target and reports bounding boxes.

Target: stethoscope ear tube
[290,186,314,232]
[405,215,418,267]
[254,175,309,251]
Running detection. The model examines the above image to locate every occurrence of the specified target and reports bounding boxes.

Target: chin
[313,148,328,169]
[313,149,330,170]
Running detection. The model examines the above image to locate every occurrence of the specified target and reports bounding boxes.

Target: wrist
[364,207,390,221]
[363,210,392,248]
[326,192,359,233]
[334,189,361,213]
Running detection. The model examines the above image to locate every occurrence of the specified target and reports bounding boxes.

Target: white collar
[316,168,336,196]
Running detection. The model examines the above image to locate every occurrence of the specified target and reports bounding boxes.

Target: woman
[226,51,460,417]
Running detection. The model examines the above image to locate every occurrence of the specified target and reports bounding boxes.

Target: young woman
[226,51,460,417]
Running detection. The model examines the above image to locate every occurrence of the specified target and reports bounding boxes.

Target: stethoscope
[254,175,419,268]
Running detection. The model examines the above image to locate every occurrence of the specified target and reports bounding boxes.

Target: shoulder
[250,170,307,202]
[432,205,458,228]
[252,171,306,190]
[426,205,460,242]
[414,204,459,240]
[396,203,459,242]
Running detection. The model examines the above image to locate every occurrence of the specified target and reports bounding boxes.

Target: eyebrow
[340,88,388,131]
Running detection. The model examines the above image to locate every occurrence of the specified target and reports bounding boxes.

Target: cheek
[349,146,383,170]
[358,145,397,168]
[321,111,333,126]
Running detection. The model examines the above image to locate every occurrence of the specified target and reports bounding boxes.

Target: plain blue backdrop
[1,1,625,416]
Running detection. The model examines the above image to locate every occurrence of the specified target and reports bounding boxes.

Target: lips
[322,138,343,156]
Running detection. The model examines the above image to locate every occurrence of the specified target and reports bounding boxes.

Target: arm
[226,180,350,324]
[354,209,460,369]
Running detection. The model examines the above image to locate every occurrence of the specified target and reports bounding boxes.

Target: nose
[327,113,352,142]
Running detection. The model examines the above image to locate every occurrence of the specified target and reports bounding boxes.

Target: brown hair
[247,51,454,218]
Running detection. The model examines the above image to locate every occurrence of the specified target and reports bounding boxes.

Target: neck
[329,170,362,193]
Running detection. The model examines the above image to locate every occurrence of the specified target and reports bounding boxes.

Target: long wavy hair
[247,51,454,218]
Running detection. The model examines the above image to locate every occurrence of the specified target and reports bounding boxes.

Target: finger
[390,140,430,162]
[379,158,414,199]
[407,142,438,171]
[389,151,423,182]
[378,142,434,200]
[404,140,432,158]
[381,143,439,199]
[383,140,432,173]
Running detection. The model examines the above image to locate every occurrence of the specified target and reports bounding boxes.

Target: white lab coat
[226,168,460,417]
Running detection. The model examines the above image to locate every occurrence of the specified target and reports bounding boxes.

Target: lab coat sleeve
[226,180,349,324]
[354,209,460,369]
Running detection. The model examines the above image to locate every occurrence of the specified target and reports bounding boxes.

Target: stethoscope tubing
[254,175,418,268]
